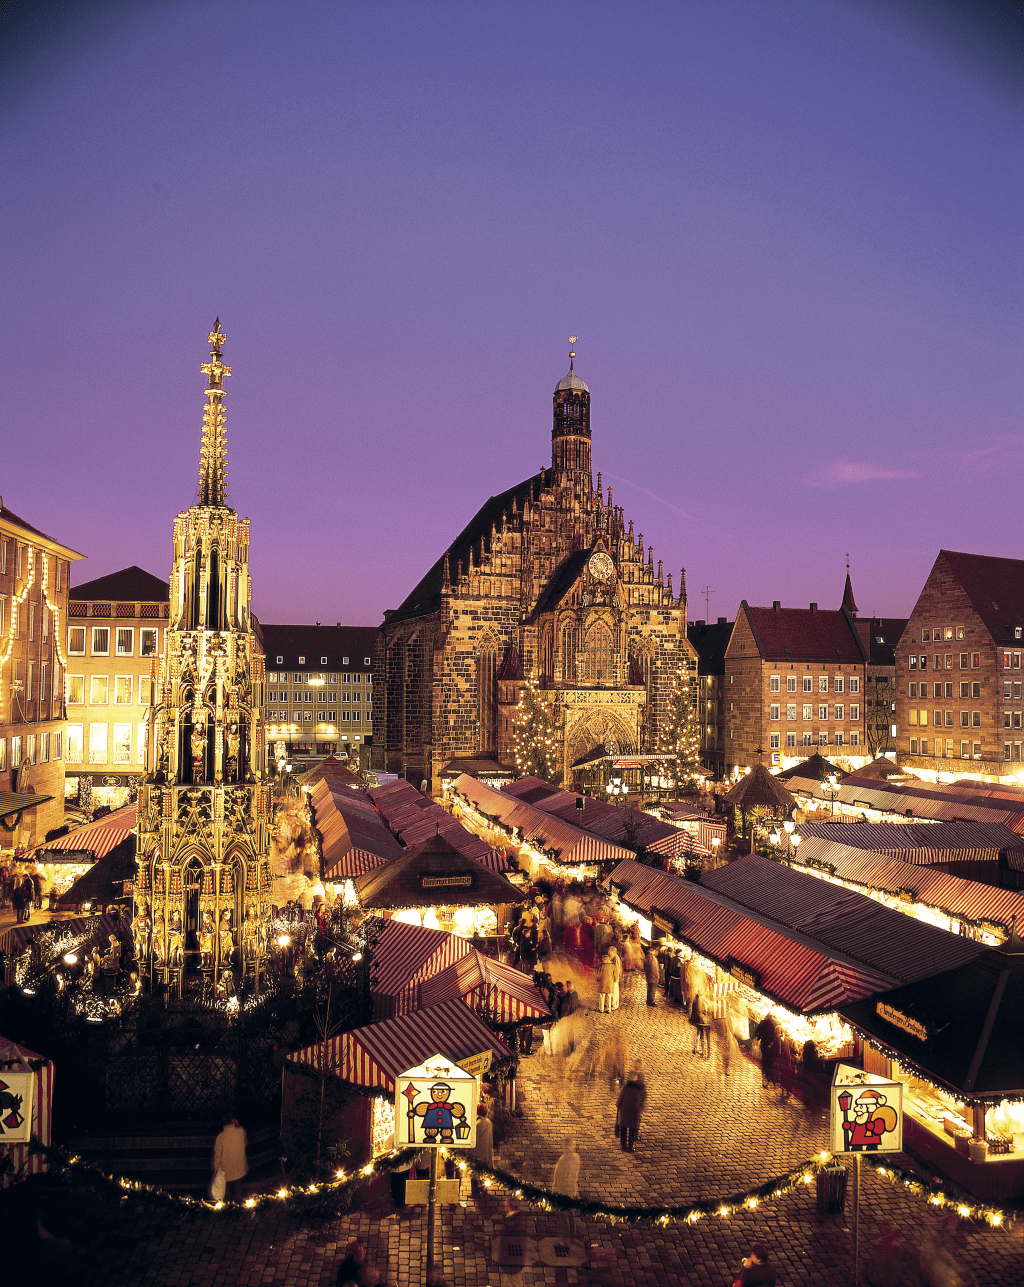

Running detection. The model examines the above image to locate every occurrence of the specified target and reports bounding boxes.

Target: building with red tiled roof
[897,549,1024,781]
[723,578,879,777]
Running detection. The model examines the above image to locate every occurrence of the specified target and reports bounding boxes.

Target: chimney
[773,601,781,614]
[717,616,727,624]
[809,602,818,614]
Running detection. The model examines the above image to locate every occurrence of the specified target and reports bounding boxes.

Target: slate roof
[687,618,733,676]
[261,624,380,668]
[389,470,552,624]
[70,565,169,602]
[842,572,858,615]
[530,548,591,620]
[742,601,867,664]
[0,504,84,558]
[856,617,908,666]
[934,549,1024,644]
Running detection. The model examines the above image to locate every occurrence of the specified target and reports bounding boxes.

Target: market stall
[352,831,527,946]
[723,763,796,844]
[838,930,1024,1200]
[369,779,509,871]
[0,1037,54,1186]
[309,777,404,881]
[289,997,513,1161]
[54,835,136,913]
[29,803,138,904]
[366,916,472,1018]
[418,948,551,1022]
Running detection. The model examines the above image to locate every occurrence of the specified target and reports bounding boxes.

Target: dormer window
[298,655,305,664]
[1016,628,1022,641]
[321,655,328,664]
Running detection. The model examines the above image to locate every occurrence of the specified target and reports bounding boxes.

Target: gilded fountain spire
[197,318,232,507]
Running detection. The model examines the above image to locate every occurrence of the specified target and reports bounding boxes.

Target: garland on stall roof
[23,1139,1020,1233]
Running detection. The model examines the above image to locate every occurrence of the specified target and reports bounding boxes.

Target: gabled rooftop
[741,601,867,664]
[71,565,169,602]
[932,549,1024,644]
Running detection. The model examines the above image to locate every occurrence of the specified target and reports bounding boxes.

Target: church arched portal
[565,710,636,774]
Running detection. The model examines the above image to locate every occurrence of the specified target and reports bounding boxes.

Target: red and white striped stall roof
[606,857,981,1013]
[369,917,472,1016]
[0,1037,54,1185]
[292,998,512,1091]
[368,780,508,871]
[418,950,551,1021]
[311,779,404,879]
[32,805,137,861]
[798,819,1024,864]
[0,911,120,968]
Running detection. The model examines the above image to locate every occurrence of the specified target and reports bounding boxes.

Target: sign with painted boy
[830,1063,902,1155]
[395,1054,479,1149]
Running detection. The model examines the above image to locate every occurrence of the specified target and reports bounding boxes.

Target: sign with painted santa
[830,1063,902,1155]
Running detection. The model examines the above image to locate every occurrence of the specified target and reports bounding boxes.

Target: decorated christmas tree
[661,664,702,787]
[512,670,559,781]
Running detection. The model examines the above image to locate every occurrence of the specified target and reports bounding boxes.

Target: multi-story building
[723,577,873,776]
[376,346,695,789]
[261,624,379,771]
[0,498,84,845]
[861,615,906,759]
[65,565,170,808]
[896,549,1024,781]
[687,617,733,780]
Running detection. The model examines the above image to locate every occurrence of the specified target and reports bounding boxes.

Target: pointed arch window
[477,641,497,753]
[582,621,615,685]
[560,622,578,683]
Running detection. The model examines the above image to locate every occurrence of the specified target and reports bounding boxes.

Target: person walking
[551,1136,581,1238]
[754,1012,780,1089]
[11,876,27,923]
[560,979,580,1017]
[731,1241,777,1286]
[644,946,659,1007]
[690,992,712,1059]
[597,952,615,1013]
[615,1071,645,1152]
[716,1014,735,1076]
[469,1102,494,1198]
[609,946,622,1010]
[211,1115,249,1202]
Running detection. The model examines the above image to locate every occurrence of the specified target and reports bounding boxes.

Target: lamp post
[711,835,721,868]
[606,775,626,806]
[791,833,801,861]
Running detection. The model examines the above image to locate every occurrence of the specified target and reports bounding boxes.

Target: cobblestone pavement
[36,957,1024,1287]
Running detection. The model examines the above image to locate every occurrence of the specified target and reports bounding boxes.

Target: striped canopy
[419,949,551,1022]
[31,804,137,862]
[369,780,508,871]
[369,917,472,1016]
[292,998,512,1092]
[310,779,404,880]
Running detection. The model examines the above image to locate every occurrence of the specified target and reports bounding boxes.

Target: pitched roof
[0,504,85,558]
[856,617,908,666]
[841,572,859,615]
[530,548,591,619]
[722,762,797,812]
[742,601,867,663]
[352,831,527,908]
[777,752,845,782]
[687,618,734,675]
[299,754,365,790]
[497,643,524,682]
[70,565,169,602]
[260,623,380,668]
[389,470,552,624]
[934,549,1024,644]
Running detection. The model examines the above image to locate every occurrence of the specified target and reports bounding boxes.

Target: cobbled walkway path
[32,957,1024,1287]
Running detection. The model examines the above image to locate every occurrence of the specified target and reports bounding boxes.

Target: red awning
[418,950,551,1022]
[369,918,472,1016]
[292,998,512,1091]
[32,805,137,861]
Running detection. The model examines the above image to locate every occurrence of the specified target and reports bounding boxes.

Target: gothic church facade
[374,350,695,789]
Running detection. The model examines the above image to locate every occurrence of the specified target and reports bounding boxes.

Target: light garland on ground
[24,1139,1021,1232]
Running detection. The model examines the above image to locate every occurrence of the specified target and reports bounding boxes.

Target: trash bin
[816,1164,848,1216]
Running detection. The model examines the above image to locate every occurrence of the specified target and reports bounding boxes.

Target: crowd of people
[1,858,47,922]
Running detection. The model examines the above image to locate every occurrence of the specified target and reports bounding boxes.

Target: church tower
[133,321,272,995]
[551,337,592,484]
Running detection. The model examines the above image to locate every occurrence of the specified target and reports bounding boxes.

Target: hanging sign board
[830,1063,903,1155]
[0,1071,35,1145]
[395,1054,478,1149]
[458,1049,492,1078]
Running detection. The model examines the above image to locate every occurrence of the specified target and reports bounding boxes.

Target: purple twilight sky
[2,0,1021,628]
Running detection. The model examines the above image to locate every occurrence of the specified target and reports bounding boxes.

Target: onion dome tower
[133,321,272,996]
[552,336,592,483]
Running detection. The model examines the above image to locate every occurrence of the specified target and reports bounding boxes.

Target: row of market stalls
[24,802,138,909]
[605,853,1024,1198]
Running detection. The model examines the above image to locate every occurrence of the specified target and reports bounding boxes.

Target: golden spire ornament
[197,318,231,507]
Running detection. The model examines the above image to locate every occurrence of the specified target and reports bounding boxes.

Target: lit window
[298,655,305,664]
[769,733,780,749]
[321,656,328,664]
[116,627,134,656]
[68,675,85,704]
[90,676,109,705]
[343,656,349,665]
[141,628,158,656]
[91,626,110,656]
[818,676,829,692]
[115,676,132,704]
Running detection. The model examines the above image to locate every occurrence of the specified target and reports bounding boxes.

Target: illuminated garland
[24,1138,1020,1233]
[0,541,37,686]
[511,670,558,781]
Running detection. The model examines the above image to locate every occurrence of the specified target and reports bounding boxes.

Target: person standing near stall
[211,1115,249,1202]
[754,1012,780,1090]
[644,946,660,1007]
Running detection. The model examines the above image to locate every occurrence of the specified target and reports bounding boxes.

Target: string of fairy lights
[23,1138,1019,1232]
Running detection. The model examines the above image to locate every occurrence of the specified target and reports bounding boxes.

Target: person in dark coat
[615,1071,645,1152]
[643,947,659,1007]
[11,877,27,922]
[732,1241,777,1286]
[560,980,580,1016]
[754,1013,780,1088]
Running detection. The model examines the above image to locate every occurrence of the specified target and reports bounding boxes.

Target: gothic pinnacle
[197,318,231,507]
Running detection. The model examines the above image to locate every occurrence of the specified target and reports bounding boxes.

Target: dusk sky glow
[2,1,1021,628]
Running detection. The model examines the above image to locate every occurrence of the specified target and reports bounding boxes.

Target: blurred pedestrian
[609,946,622,1010]
[551,1135,581,1238]
[691,992,711,1059]
[732,1242,776,1286]
[644,947,659,1007]
[561,979,580,1017]
[597,952,615,1012]
[716,1015,735,1076]
[470,1102,493,1198]
[211,1115,248,1202]
[754,1012,780,1088]
[616,1071,645,1152]
[335,1239,380,1287]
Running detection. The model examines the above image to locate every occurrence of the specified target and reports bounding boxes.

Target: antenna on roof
[702,585,715,618]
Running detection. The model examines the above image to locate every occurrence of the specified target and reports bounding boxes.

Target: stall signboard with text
[0,1071,34,1144]
[395,1054,478,1149]
[830,1063,902,1155]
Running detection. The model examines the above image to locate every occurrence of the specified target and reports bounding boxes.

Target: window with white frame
[65,725,83,763]
[112,723,132,763]
[139,676,152,705]
[818,704,828,720]
[327,710,337,720]
[786,704,796,720]
[90,676,109,705]
[834,705,844,721]
[115,676,133,704]
[68,626,85,654]
[769,732,780,749]
[11,736,21,767]
[787,676,797,692]
[769,704,780,721]
[818,732,828,745]
[850,704,860,721]
[819,675,829,692]
[803,676,813,692]
[0,539,6,574]
[140,628,158,656]
[834,676,844,693]
[116,627,134,656]
[89,723,108,763]
[769,675,780,692]
[850,732,859,746]
[298,655,305,664]
[802,733,812,746]
[849,676,860,693]
[92,626,110,656]
[42,602,49,640]
[786,732,796,747]
[802,704,812,720]
[343,656,349,665]
[0,739,6,771]
[40,663,48,702]
[321,656,328,664]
